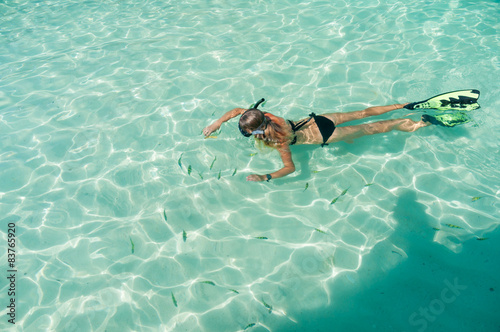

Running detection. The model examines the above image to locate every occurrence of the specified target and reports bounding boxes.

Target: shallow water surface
[0,0,499,331]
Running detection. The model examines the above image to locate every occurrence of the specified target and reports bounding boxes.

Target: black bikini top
[288,113,315,145]
[288,113,315,133]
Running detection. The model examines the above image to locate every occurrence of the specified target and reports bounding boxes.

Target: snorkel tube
[253,98,265,109]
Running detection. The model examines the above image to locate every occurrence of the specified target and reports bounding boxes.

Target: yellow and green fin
[405,89,480,111]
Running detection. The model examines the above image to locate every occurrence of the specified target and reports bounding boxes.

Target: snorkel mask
[238,98,267,137]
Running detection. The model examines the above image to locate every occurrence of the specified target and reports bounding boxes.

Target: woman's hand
[246,174,266,182]
[203,122,220,137]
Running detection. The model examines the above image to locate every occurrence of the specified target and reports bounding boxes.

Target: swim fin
[404,89,480,111]
[422,112,471,127]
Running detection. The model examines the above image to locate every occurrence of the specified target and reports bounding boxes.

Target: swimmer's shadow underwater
[266,124,472,186]
[268,143,372,185]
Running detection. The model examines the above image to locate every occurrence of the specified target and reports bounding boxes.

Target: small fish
[391,250,403,256]
[163,210,167,222]
[262,299,272,314]
[472,196,483,202]
[330,187,350,205]
[217,170,221,180]
[187,165,192,175]
[171,292,178,307]
[311,170,320,173]
[210,156,216,170]
[340,187,350,196]
[129,237,135,254]
[444,223,463,229]
[315,228,327,234]
[244,323,256,330]
[255,236,268,240]
[182,230,187,242]
[304,183,309,192]
[198,172,204,180]
[204,135,217,139]
[432,227,440,231]
[211,110,216,116]
[476,237,489,241]
[177,153,183,168]
[229,289,239,294]
[200,281,216,286]
[232,168,237,176]
[364,183,374,187]
[249,153,257,157]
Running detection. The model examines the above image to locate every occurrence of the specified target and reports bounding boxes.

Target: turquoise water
[1,0,499,331]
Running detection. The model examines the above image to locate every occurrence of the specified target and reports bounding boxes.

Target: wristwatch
[265,174,272,182]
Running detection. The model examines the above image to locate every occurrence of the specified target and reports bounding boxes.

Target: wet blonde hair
[239,109,292,148]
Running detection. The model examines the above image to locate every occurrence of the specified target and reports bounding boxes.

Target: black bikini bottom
[289,113,336,146]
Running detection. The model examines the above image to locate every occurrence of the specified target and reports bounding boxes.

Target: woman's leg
[322,104,407,126]
[328,117,429,143]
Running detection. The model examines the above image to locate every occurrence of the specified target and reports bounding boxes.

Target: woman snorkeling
[203,92,477,182]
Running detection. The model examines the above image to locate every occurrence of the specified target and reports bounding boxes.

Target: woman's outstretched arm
[203,108,246,136]
[246,144,296,181]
